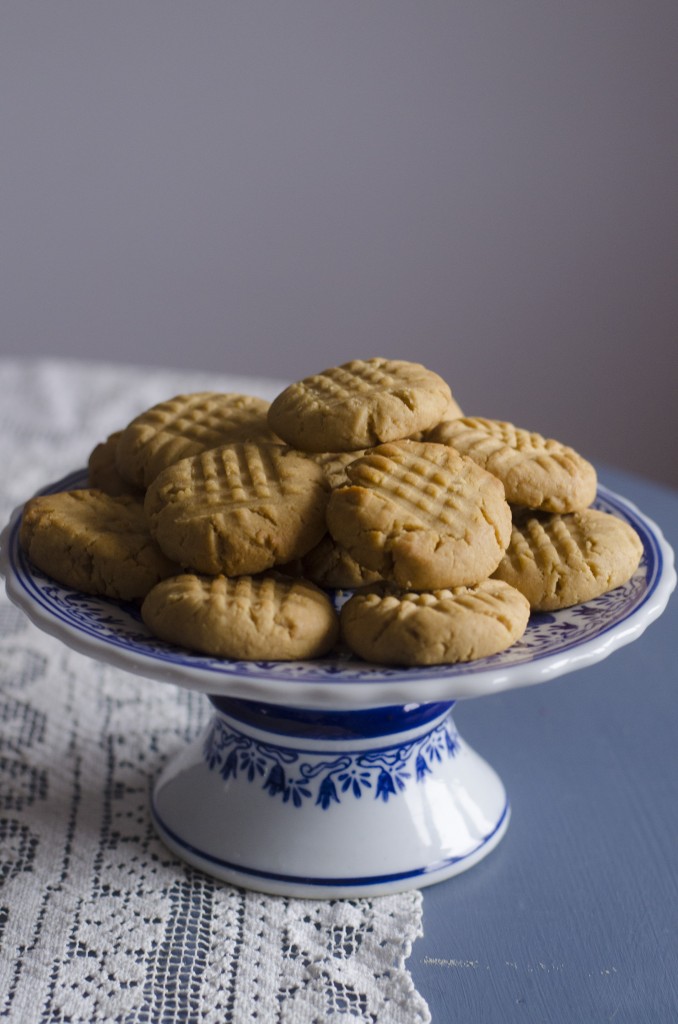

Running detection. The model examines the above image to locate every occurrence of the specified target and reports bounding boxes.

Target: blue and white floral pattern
[203,715,460,810]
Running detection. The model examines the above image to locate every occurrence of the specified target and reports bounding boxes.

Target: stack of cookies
[19,358,643,667]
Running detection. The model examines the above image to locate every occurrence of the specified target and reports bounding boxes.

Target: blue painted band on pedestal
[151,798,510,888]
[208,695,454,740]
[203,712,460,810]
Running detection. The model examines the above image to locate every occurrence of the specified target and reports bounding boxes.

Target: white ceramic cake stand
[1,471,675,898]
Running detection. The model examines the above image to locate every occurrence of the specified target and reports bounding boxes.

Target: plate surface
[1,470,675,709]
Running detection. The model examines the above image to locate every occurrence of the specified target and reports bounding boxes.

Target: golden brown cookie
[116,392,281,489]
[145,442,330,576]
[408,394,464,440]
[285,534,383,590]
[141,572,339,660]
[326,440,512,590]
[306,450,369,490]
[88,432,142,497]
[19,489,179,601]
[340,579,530,666]
[492,508,643,610]
[427,416,596,513]
[267,358,453,452]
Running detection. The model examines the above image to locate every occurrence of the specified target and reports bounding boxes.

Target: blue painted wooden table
[409,466,678,1023]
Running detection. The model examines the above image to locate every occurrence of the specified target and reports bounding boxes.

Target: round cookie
[408,394,464,440]
[326,440,512,590]
[116,392,281,489]
[145,442,330,576]
[267,358,453,452]
[88,431,142,497]
[427,416,596,513]
[340,580,530,666]
[285,534,383,590]
[19,489,179,601]
[306,449,369,490]
[492,508,643,610]
[141,572,339,660]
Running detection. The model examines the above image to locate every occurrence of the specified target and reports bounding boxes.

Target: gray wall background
[2,2,677,486]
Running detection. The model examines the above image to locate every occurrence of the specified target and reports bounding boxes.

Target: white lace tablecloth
[0,358,431,1024]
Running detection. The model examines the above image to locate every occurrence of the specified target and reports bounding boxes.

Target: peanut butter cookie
[20,489,179,601]
[117,392,280,489]
[340,579,530,665]
[282,534,383,590]
[141,572,339,660]
[492,508,643,609]
[427,416,596,513]
[408,394,464,440]
[267,358,452,452]
[88,432,141,497]
[306,450,369,490]
[145,442,329,576]
[326,440,512,590]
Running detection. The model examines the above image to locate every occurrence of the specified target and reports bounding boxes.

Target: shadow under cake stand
[1,471,675,898]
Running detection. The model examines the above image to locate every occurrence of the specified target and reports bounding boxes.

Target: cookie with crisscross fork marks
[145,442,329,576]
[280,534,384,589]
[141,572,339,660]
[116,392,281,489]
[427,416,596,513]
[340,579,530,665]
[305,449,370,490]
[267,358,453,452]
[88,431,141,497]
[492,508,643,610]
[326,440,512,590]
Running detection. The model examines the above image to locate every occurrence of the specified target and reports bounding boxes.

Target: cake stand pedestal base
[151,695,510,898]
